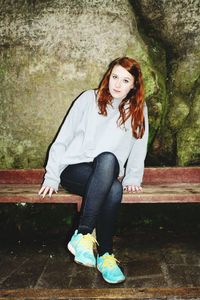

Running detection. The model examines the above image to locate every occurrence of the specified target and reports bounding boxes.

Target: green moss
[172,52,200,95]
[177,85,200,165]
[177,127,200,165]
[168,95,190,131]
[0,68,6,80]
[0,50,102,169]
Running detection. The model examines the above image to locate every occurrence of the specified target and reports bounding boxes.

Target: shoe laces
[101,254,120,270]
[79,233,98,250]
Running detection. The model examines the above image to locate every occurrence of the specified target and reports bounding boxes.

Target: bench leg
[77,201,81,212]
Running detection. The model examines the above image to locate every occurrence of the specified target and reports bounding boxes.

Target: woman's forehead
[111,65,134,80]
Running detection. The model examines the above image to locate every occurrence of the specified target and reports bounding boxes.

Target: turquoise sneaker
[97,252,125,284]
[67,230,97,267]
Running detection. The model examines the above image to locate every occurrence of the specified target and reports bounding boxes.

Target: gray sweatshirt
[43,89,149,191]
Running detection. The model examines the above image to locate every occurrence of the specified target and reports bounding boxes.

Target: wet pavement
[0,229,200,299]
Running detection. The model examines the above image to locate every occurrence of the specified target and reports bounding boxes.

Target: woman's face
[109,65,134,99]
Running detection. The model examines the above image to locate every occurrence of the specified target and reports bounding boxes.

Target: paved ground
[0,228,200,299]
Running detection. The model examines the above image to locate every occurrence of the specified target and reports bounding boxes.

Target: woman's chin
[110,91,123,99]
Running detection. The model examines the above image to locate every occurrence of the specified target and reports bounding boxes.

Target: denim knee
[94,152,119,176]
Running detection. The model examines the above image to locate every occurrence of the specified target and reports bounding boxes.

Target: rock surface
[0,0,199,168]
[132,0,200,165]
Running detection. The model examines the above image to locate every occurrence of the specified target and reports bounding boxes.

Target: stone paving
[0,229,200,298]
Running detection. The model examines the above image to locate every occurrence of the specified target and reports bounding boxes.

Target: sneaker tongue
[102,252,112,257]
[102,253,117,269]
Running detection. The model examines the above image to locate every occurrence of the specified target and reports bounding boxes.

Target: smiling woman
[38,57,149,284]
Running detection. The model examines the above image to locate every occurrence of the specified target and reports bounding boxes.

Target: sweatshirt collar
[111,97,124,109]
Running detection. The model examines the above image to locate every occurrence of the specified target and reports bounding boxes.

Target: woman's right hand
[38,186,57,198]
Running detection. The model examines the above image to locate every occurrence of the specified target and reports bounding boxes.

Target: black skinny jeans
[60,152,123,256]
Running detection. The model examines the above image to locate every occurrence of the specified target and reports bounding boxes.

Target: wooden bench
[0,167,199,212]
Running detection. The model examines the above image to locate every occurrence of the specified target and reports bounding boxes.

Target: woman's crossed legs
[60,151,123,255]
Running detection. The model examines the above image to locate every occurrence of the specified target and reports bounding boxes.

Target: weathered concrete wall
[0,0,199,168]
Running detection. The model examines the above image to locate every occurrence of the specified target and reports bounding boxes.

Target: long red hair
[97,57,145,139]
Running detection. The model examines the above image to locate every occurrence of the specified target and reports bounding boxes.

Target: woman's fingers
[123,185,142,193]
[38,186,46,196]
[42,186,50,198]
[48,187,54,198]
[38,186,56,198]
[135,186,142,192]
[127,185,132,193]
[133,185,142,192]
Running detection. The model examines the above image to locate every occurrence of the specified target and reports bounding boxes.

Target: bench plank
[0,184,199,205]
[0,167,199,184]
[0,168,199,211]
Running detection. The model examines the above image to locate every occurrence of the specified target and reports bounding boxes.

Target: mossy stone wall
[0,0,199,168]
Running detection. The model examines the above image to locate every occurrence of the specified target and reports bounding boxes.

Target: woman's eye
[124,79,129,83]
[113,75,117,79]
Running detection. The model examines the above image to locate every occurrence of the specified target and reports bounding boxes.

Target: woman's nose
[115,80,121,88]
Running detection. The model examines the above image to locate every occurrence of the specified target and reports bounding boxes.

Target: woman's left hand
[123,185,142,193]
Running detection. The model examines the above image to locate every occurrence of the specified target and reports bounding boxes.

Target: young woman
[39,57,149,284]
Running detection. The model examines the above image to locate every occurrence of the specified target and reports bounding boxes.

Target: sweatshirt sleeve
[42,91,89,191]
[122,103,149,187]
